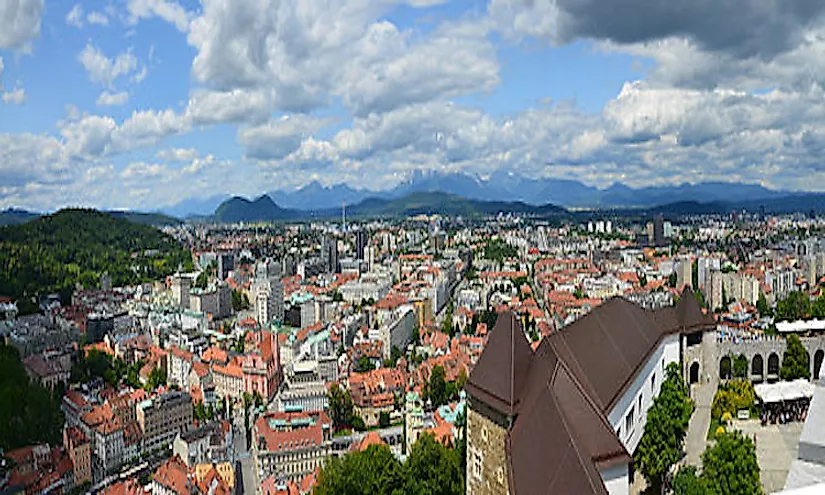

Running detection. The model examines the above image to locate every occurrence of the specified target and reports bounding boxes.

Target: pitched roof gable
[465,312,533,416]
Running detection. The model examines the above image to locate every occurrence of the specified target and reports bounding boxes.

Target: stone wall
[466,404,510,495]
[684,332,825,388]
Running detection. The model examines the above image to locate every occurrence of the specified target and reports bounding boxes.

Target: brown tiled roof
[465,312,533,416]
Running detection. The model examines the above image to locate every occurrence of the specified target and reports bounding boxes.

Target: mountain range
[161,171,792,216]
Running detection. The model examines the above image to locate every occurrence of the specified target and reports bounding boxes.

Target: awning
[776,320,825,333]
[755,379,816,403]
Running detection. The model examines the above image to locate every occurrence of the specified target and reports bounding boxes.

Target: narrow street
[683,384,715,467]
[232,408,257,494]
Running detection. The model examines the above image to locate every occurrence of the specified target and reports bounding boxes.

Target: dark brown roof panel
[673,287,716,331]
[465,312,533,416]
[550,297,663,411]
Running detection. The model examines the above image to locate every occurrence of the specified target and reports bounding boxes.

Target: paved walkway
[734,419,803,493]
[684,384,715,467]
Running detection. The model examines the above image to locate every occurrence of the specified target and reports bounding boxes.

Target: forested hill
[0,209,193,305]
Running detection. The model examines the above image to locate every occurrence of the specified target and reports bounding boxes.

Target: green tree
[672,466,709,495]
[733,354,748,379]
[194,401,208,421]
[634,363,694,492]
[711,380,755,421]
[194,270,209,289]
[328,383,355,430]
[0,209,190,304]
[480,309,498,328]
[354,355,373,373]
[379,411,391,428]
[756,293,771,318]
[442,302,454,337]
[404,434,464,494]
[775,291,811,322]
[231,289,250,311]
[315,444,405,495]
[668,272,678,288]
[694,289,706,309]
[428,365,448,408]
[812,294,825,319]
[146,365,167,391]
[701,430,761,495]
[0,344,65,451]
[780,334,811,380]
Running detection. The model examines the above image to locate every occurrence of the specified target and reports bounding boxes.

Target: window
[472,449,483,480]
[651,372,656,392]
[637,394,642,417]
[625,406,635,437]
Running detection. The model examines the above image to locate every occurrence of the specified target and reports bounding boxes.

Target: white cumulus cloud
[96,90,129,107]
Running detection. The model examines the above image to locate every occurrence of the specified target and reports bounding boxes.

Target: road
[232,406,257,494]
[683,383,715,467]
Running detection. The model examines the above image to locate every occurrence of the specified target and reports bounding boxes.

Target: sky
[4,0,825,212]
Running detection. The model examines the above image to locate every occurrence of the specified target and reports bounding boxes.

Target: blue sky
[3,0,825,212]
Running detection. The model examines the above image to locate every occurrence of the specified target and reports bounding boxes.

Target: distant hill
[0,209,192,303]
[210,191,567,222]
[347,191,567,218]
[213,195,300,223]
[106,210,182,226]
[0,208,39,226]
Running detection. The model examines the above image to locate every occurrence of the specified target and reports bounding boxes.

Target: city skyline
[4,0,825,212]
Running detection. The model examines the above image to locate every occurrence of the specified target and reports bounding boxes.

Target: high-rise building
[356,230,368,260]
[217,253,234,281]
[653,214,665,247]
[697,257,721,290]
[255,278,284,326]
[217,282,232,319]
[323,237,339,274]
[171,275,191,310]
[676,256,692,290]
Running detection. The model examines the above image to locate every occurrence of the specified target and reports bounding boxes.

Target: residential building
[64,426,92,487]
[167,346,194,389]
[252,410,333,484]
[213,361,244,400]
[137,391,194,453]
[172,422,230,467]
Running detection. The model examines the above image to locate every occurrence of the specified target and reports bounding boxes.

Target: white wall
[600,463,630,495]
[608,334,680,456]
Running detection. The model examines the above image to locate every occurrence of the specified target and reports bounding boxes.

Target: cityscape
[5,1,825,495]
